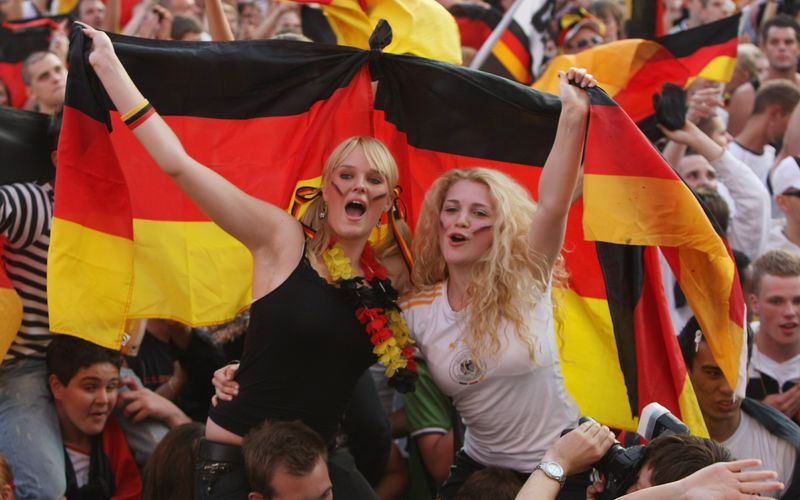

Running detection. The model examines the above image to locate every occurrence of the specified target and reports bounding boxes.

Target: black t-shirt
[208,254,374,441]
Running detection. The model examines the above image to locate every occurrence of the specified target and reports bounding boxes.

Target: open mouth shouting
[345,200,367,218]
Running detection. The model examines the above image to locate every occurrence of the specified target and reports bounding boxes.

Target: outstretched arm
[618,460,782,500]
[80,26,302,262]
[527,68,595,273]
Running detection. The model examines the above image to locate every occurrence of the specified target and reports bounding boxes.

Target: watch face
[543,462,564,477]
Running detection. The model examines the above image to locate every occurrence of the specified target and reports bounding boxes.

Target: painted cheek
[331,181,346,196]
[472,223,493,235]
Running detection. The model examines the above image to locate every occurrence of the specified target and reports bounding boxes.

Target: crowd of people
[3,0,800,499]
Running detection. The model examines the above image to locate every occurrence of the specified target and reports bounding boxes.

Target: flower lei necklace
[323,240,418,393]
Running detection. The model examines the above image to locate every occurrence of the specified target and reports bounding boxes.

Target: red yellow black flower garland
[323,240,417,393]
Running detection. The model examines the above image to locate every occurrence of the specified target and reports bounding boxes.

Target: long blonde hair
[412,168,565,363]
[300,136,399,261]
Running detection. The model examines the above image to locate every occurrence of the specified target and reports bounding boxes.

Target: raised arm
[81,26,302,261]
[527,68,594,272]
[206,0,235,41]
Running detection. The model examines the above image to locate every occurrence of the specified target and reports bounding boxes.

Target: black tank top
[209,253,375,441]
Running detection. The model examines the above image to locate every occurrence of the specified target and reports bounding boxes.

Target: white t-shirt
[766,222,800,257]
[65,445,90,488]
[401,281,580,471]
[722,411,796,497]
[728,141,775,187]
[750,343,800,391]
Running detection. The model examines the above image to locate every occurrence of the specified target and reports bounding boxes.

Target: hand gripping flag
[54,25,743,431]
[534,14,739,131]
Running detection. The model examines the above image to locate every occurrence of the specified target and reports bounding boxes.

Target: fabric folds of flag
[580,90,744,424]
[54,32,374,348]
[533,14,738,127]
[293,0,462,64]
[0,17,59,108]
[0,106,54,361]
[55,28,741,432]
[451,4,533,84]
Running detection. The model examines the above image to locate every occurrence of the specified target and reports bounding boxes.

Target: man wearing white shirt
[747,250,800,424]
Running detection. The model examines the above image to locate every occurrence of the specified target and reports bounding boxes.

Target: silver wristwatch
[535,461,566,487]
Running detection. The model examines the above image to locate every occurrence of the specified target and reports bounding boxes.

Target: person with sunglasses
[556,7,607,55]
[768,157,800,256]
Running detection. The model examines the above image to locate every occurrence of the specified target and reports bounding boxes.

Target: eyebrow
[444,199,490,208]
[78,376,120,384]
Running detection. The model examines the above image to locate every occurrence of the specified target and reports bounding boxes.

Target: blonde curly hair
[412,168,565,363]
[300,136,399,261]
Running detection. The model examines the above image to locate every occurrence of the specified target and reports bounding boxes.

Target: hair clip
[694,329,703,352]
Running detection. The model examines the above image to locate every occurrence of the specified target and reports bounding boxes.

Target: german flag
[0,106,53,360]
[450,3,533,84]
[54,27,742,431]
[627,0,666,39]
[0,17,60,108]
[534,14,738,131]
[293,0,462,64]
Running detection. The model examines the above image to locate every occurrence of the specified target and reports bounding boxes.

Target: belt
[198,438,244,464]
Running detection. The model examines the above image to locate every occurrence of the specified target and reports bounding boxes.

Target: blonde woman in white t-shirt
[401,68,612,500]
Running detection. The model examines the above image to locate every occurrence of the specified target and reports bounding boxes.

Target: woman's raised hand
[558,67,597,114]
[75,23,119,72]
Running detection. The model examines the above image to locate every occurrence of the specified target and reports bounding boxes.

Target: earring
[376,220,382,229]
[319,203,327,220]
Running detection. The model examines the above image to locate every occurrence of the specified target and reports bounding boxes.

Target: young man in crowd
[679,316,800,498]
[728,15,800,136]
[768,160,800,254]
[47,334,190,498]
[746,250,800,424]
[242,420,332,500]
[730,80,799,187]
[21,51,67,116]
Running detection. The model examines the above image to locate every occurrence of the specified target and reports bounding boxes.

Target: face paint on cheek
[371,191,388,202]
[332,182,346,197]
[472,224,493,235]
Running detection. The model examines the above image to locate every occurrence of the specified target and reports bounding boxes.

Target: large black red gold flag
[534,14,738,134]
[0,17,61,108]
[0,106,54,360]
[53,27,744,431]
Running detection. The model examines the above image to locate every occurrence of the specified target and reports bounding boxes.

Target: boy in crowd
[47,334,189,498]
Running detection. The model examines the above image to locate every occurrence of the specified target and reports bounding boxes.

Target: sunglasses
[782,190,800,198]
[571,35,603,50]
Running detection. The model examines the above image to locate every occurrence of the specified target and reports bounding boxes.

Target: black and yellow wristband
[121,99,155,130]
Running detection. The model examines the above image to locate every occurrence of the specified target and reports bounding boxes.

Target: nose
[455,210,469,227]
[95,388,110,404]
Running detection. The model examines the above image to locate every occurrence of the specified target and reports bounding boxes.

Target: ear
[748,292,759,315]
[51,150,58,167]
[48,373,64,400]
[776,194,788,212]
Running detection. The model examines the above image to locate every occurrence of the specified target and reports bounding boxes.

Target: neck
[767,67,798,83]
[735,118,768,152]
[40,103,62,116]
[56,408,92,451]
[447,268,471,311]
[783,218,800,248]
[337,237,368,275]
[756,331,800,362]
[705,410,741,443]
